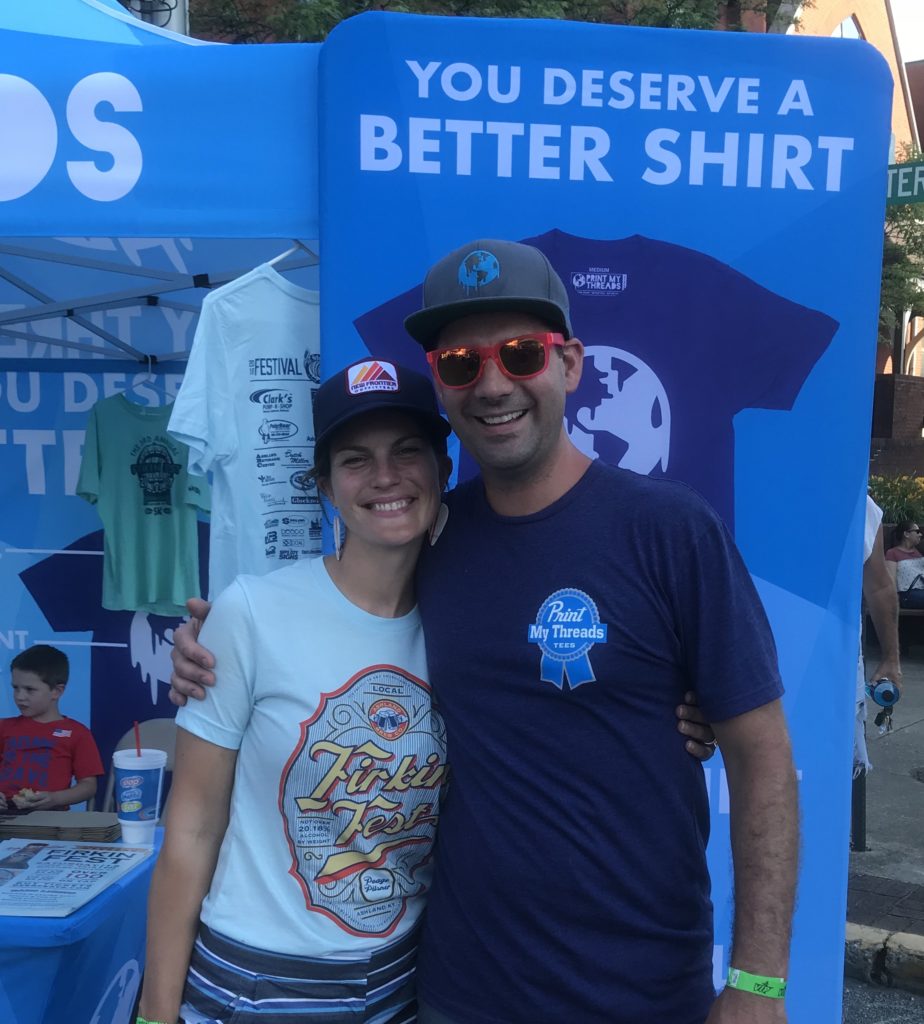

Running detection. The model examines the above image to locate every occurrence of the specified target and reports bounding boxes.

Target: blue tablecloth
[0,832,161,1024]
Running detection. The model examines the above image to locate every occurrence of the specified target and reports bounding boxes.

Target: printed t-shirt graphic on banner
[77,394,209,614]
[168,264,322,597]
[354,232,838,530]
[0,715,103,799]
[18,527,209,786]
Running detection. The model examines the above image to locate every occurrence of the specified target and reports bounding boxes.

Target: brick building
[769,3,921,475]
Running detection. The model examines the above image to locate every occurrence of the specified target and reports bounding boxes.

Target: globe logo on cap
[459,250,500,291]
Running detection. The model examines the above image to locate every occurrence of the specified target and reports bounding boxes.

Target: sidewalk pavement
[845,644,924,994]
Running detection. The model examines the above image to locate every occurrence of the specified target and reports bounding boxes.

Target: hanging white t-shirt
[168,264,321,597]
[176,556,447,955]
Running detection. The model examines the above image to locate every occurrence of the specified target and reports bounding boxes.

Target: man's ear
[562,336,584,395]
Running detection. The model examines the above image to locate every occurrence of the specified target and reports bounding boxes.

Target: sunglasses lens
[499,337,546,378]
[437,348,482,387]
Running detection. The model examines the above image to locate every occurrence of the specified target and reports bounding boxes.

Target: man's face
[432,311,583,480]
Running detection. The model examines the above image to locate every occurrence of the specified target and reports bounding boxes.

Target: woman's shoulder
[886,547,923,562]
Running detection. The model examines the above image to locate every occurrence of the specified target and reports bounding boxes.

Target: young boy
[0,645,103,812]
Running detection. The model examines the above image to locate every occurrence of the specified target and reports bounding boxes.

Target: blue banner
[318,13,892,1020]
[0,32,319,238]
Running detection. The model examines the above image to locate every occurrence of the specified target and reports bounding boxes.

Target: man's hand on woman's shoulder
[169,598,215,707]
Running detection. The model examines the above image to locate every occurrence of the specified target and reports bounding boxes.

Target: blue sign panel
[319,13,892,1020]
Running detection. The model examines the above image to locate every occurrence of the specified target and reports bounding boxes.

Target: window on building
[832,16,863,40]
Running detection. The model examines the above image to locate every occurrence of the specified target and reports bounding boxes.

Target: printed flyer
[0,839,152,917]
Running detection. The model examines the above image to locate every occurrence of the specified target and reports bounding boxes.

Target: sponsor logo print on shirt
[258,419,298,444]
[570,268,628,297]
[527,588,609,690]
[249,388,294,412]
[304,350,321,383]
[290,470,314,493]
[280,666,448,937]
[348,360,399,394]
[368,699,410,741]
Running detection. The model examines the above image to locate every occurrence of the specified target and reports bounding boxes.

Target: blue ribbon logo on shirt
[527,588,608,690]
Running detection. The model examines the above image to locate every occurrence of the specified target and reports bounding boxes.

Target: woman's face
[906,525,922,546]
[322,410,448,553]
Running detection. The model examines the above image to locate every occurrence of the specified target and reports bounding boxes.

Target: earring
[429,503,449,547]
[333,515,344,560]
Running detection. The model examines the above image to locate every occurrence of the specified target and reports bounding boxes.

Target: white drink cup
[112,748,167,846]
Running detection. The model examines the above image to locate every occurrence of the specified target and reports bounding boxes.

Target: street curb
[846,923,924,994]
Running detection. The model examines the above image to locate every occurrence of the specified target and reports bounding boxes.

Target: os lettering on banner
[0,72,142,202]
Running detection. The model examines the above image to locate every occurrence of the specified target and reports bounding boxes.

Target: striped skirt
[180,922,418,1023]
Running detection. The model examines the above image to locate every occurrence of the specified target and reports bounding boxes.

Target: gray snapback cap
[404,239,573,350]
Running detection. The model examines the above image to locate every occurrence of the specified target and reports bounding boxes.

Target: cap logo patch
[459,250,500,291]
[348,360,399,394]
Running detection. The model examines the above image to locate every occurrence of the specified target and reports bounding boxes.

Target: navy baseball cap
[404,239,573,350]
[314,358,450,456]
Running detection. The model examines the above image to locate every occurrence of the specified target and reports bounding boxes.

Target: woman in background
[885,520,924,608]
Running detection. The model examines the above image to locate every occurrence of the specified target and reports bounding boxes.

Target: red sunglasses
[426,333,565,390]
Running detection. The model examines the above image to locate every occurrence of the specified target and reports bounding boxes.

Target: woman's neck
[323,539,421,618]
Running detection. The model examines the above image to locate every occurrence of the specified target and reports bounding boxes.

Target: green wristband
[136,1016,172,1024]
[726,967,787,999]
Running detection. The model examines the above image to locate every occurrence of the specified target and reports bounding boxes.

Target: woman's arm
[138,726,237,1024]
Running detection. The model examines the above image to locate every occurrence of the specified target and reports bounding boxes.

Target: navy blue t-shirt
[415,461,782,1024]
[354,231,836,532]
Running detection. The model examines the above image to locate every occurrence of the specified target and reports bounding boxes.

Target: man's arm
[706,699,798,1024]
[863,524,902,686]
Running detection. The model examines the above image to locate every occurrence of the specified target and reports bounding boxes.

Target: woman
[144,360,718,1024]
[886,520,923,563]
[138,360,452,1024]
[886,520,924,608]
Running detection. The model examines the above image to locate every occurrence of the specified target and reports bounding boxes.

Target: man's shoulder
[442,464,722,531]
[588,463,722,526]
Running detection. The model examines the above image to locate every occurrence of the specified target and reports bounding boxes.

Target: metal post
[851,768,867,852]
[133,1,189,35]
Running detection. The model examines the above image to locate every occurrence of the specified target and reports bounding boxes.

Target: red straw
[133,721,142,757]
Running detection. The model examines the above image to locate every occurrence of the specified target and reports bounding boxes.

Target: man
[172,240,798,1024]
[857,496,902,774]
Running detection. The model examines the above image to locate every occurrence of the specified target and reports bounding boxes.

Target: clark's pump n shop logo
[279,665,448,936]
[528,588,608,690]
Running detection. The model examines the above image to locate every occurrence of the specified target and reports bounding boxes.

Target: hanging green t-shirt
[77,395,210,614]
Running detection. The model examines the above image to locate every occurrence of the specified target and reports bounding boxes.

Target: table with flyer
[0,839,153,916]
[0,836,162,1024]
